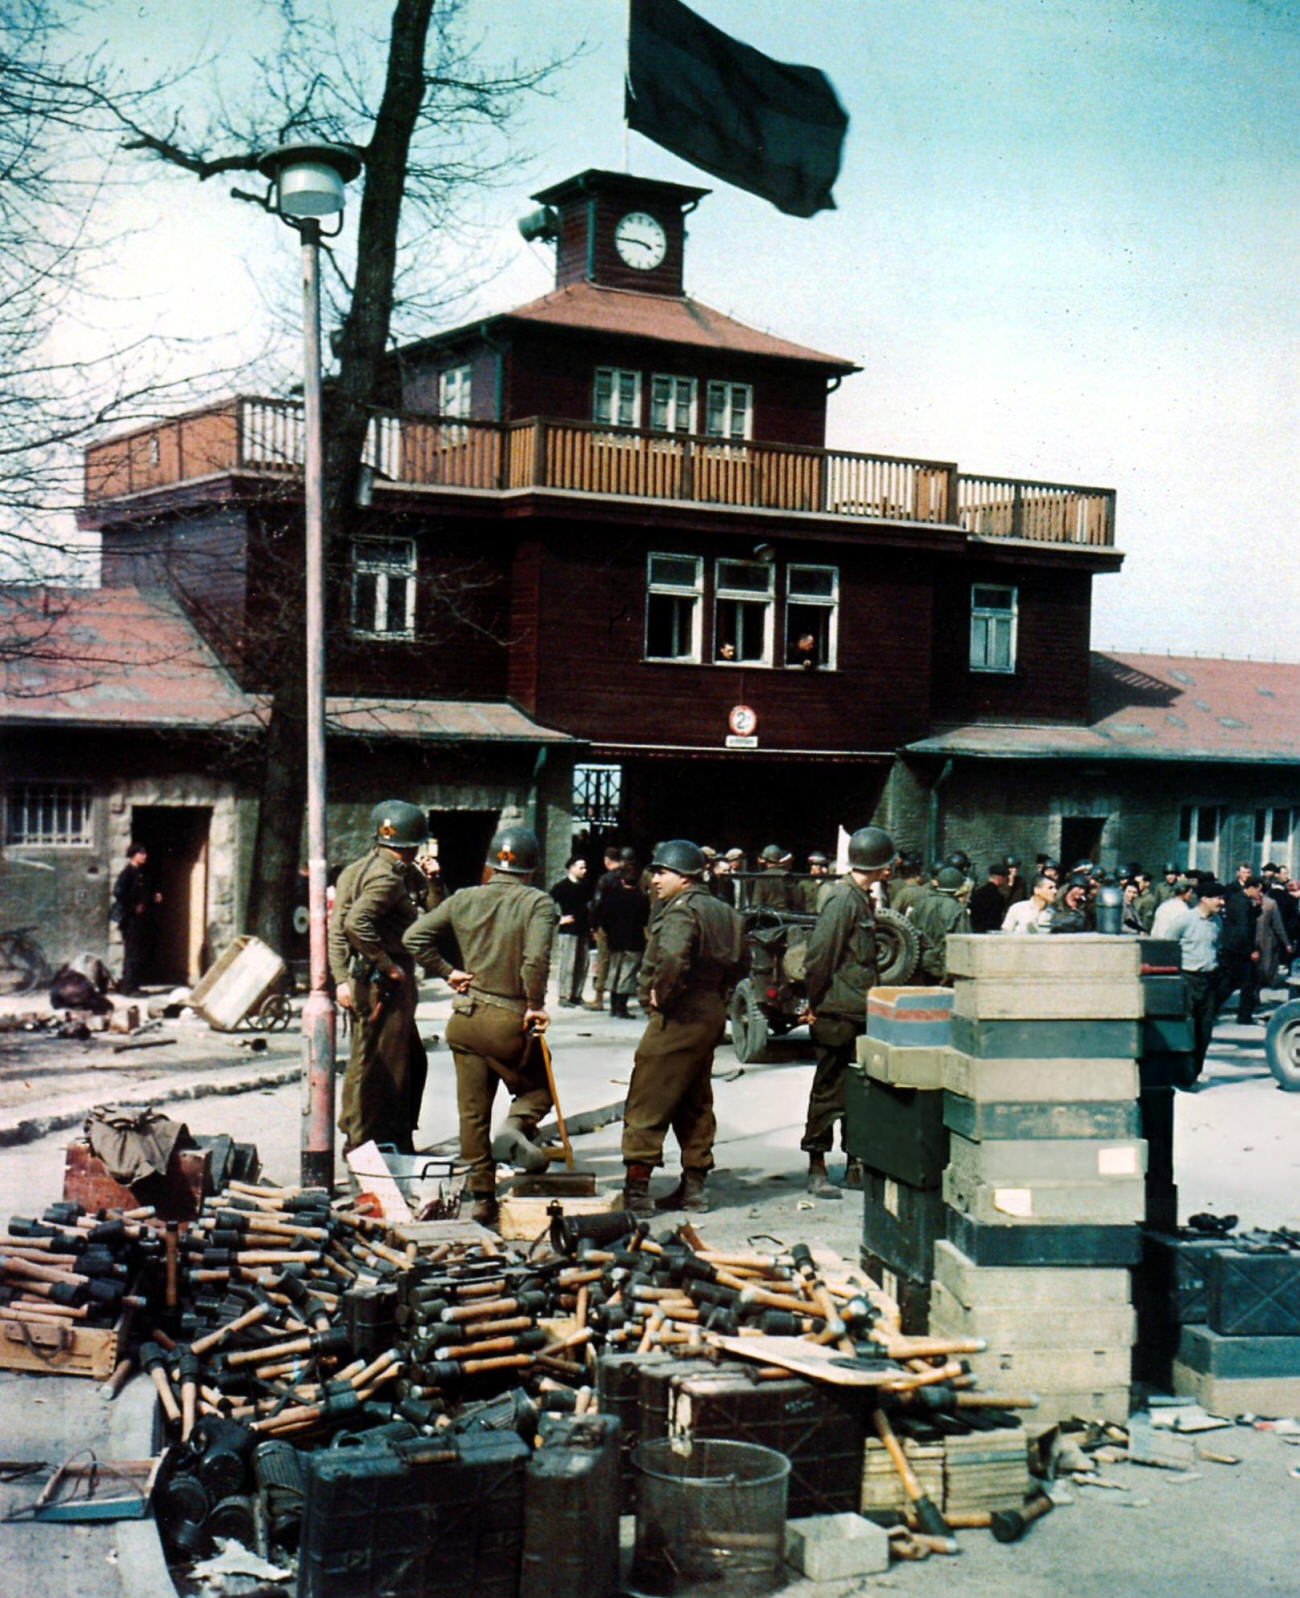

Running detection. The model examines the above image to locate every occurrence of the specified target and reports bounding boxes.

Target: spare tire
[875,908,920,985]
[729,978,771,1064]
[1265,1000,1300,1091]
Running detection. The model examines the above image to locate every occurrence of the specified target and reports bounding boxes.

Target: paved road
[2,986,1299,1596]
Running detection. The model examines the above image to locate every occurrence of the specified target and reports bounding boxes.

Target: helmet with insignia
[371,799,426,849]
[486,825,540,876]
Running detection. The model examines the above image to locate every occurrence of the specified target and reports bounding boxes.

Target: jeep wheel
[875,908,920,985]
[1265,1001,1300,1091]
[730,978,771,1064]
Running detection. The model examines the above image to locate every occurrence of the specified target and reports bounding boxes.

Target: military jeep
[726,876,920,1063]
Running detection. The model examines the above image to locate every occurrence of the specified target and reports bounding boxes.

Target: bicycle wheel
[0,929,50,995]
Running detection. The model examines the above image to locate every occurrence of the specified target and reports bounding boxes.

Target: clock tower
[526,170,710,298]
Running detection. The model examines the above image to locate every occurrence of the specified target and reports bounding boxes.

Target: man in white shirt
[1150,878,1196,941]
[1002,873,1057,933]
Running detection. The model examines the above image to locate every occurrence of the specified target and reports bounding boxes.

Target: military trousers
[445,1003,552,1194]
[591,930,610,998]
[801,1015,863,1154]
[339,973,426,1156]
[622,1002,723,1171]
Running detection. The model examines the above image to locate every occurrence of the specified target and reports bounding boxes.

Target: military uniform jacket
[404,874,558,1013]
[328,849,429,983]
[638,884,743,1018]
[750,871,799,912]
[912,890,972,973]
[804,878,878,1021]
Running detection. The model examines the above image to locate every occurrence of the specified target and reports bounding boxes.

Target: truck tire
[1265,1000,1300,1091]
[730,978,771,1064]
[875,908,920,985]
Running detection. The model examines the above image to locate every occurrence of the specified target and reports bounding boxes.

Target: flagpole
[623,0,632,171]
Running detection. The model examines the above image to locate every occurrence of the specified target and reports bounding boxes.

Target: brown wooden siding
[101,508,250,650]
[397,345,501,422]
[524,519,935,752]
[554,192,686,297]
[501,329,829,446]
[506,539,542,713]
[930,561,1093,725]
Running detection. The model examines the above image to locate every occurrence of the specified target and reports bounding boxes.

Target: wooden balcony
[83,396,1117,548]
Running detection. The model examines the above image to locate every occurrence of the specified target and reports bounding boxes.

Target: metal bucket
[630,1437,790,1597]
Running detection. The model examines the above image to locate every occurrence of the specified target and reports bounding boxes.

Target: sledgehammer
[990,1492,1054,1543]
[873,1407,957,1554]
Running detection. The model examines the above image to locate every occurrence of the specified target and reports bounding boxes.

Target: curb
[109,1378,175,1598]
[0,1059,303,1148]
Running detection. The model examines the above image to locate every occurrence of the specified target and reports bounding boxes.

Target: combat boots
[491,1119,548,1174]
[469,1189,499,1227]
[654,1168,710,1212]
[805,1154,842,1199]
[844,1158,864,1189]
[622,1162,655,1216]
[610,993,627,1018]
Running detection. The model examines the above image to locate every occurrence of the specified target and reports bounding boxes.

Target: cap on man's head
[725,847,744,862]
[1199,879,1227,899]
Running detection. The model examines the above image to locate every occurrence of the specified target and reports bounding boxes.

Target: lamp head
[257,141,363,223]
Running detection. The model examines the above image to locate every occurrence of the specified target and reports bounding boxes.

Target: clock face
[613,211,668,270]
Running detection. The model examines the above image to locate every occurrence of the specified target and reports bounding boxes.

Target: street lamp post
[256,142,362,1192]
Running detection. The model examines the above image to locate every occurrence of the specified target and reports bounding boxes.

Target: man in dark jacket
[549,856,591,1007]
[968,862,1010,934]
[591,852,649,1017]
[621,840,743,1215]
[112,842,161,995]
[800,826,893,1197]
[1220,878,1263,1023]
[585,844,622,1011]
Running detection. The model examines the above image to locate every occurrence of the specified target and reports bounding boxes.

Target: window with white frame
[438,363,471,417]
[593,367,641,429]
[6,783,93,847]
[714,558,773,665]
[650,374,696,435]
[1180,804,1225,874]
[351,537,417,639]
[1255,806,1296,868]
[645,553,702,662]
[703,381,752,441]
[785,564,838,669]
[969,584,1018,673]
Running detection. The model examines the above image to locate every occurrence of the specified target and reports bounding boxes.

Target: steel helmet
[759,843,784,866]
[946,850,971,873]
[651,839,707,878]
[936,866,967,893]
[371,800,426,849]
[486,825,540,876]
[847,827,894,871]
[808,851,829,867]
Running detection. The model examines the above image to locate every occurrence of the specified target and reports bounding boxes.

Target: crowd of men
[326,801,1296,1230]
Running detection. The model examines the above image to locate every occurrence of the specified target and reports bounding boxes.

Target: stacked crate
[846,988,954,1331]
[928,935,1145,1429]
[1173,1239,1300,1414]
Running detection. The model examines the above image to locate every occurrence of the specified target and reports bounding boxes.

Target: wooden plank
[709,1335,905,1389]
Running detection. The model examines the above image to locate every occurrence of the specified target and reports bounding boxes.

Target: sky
[59,0,1300,660]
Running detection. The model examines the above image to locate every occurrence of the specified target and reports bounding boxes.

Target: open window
[714,558,773,665]
[786,564,838,669]
[645,553,702,662]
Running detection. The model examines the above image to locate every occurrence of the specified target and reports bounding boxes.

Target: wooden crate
[496,1191,619,1242]
[0,1308,122,1380]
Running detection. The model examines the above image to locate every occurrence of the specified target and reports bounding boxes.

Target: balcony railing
[83,396,1116,548]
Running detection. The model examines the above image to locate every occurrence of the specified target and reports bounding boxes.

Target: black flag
[625,0,848,218]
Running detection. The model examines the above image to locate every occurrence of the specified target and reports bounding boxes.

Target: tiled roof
[422,282,859,370]
[907,652,1300,763]
[0,585,573,743]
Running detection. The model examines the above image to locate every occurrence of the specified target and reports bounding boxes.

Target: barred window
[6,783,93,847]
[573,764,622,830]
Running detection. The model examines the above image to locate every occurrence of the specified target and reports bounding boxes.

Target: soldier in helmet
[750,843,800,912]
[404,825,558,1227]
[799,825,893,1197]
[328,800,441,1156]
[799,851,830,913]
[621,840,744,1215]
[912,866,973,980]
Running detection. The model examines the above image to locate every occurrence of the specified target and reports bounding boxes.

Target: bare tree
[93,0,572,949]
